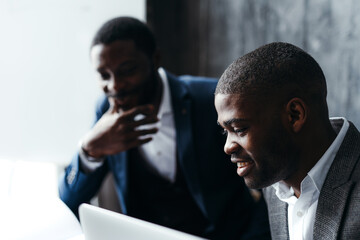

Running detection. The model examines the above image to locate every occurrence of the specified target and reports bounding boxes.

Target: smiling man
[215,42,360,240]
[59,17,270,239]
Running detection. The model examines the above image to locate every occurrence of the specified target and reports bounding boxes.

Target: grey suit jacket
[263,122,360,240]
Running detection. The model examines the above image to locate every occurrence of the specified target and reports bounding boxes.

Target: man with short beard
[215,42,360,240]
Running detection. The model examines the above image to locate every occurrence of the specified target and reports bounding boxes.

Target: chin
[244,177,274,189]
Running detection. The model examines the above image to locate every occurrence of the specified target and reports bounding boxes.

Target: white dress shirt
[136,68,177,182]
[272,117,349,240]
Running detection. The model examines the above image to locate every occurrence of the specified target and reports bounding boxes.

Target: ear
[285,98,307,133]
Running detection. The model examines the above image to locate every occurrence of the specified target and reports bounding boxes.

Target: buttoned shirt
[136,68,177,182]
[272,117,349,240]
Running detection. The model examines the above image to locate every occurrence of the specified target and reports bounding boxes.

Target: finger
[119,127,158,139]
[114,115,158,133]
[130,116,159,128]
[134,128,158,137]
[107,98,116,113]
[122,104,156,120]
[106,98,122,114]
[126,137,153,149]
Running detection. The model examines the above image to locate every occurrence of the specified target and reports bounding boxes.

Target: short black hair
[91,17,157,57]
[215,42,327,107]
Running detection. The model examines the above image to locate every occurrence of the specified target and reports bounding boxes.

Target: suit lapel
[266,188,290,240]
[167,73,202,200]
[314,123,360,239]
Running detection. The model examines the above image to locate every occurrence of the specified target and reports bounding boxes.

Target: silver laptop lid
[79,203,207,240]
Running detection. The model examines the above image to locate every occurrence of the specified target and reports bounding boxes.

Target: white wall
[0,0,145,164]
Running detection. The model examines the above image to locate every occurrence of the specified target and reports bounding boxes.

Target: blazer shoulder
[174,74,218,96]
[325,122,360,186]
[177,74,218,87]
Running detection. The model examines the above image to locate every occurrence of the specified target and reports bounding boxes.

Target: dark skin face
[80,40,162,160]
[91,40,161,111]
[215,93,301,190]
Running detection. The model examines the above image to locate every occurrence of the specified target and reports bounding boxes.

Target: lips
[231,159,254,177]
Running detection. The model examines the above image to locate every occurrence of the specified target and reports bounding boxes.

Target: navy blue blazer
[59,71,270,239]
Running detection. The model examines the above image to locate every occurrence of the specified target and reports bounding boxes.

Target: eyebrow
[218,118,248,127]
[97,60,137,73]
[118,60,137,68]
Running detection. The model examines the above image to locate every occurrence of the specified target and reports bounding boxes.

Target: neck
[285,119,337,198]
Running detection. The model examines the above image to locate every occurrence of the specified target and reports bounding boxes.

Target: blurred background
[0,0,359,198]
[147,0,360,127]
[0,0,145,199]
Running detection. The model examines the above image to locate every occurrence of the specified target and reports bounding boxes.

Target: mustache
[231,154,253,161]
[106,89,139,99]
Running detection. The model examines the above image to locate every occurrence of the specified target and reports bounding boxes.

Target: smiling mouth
[232,159,254,177]
[107,88,140,99]
[237,162,251,167]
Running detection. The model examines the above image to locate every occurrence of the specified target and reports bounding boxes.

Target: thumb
[107,98,122,114]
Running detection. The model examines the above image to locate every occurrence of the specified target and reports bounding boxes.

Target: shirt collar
[308,117,349,191]
[272,117,349,200]
[157,67,172,119]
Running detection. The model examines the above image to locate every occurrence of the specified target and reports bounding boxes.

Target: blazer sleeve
[59,96,111,216]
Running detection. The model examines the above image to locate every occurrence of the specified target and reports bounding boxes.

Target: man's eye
[234,127,248,135]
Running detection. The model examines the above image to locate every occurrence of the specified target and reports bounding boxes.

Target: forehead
[215,93,261,123]
[90,40,146,68]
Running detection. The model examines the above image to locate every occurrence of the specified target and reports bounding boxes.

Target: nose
[224,134,239,155]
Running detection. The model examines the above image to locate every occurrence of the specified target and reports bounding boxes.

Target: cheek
[237,135,259,161]
[243,133,272,164]
[125,73,148,89]
[239,135,256,156]
[132,63,152,83]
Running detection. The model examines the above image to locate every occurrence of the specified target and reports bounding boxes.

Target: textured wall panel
[147,0,360,127]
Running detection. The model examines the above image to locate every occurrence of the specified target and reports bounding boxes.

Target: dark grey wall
[147,0,360,127]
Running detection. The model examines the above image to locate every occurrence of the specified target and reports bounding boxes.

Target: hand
[81,104,159,159]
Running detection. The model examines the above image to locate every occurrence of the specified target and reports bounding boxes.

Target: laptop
[79,203,207,240]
